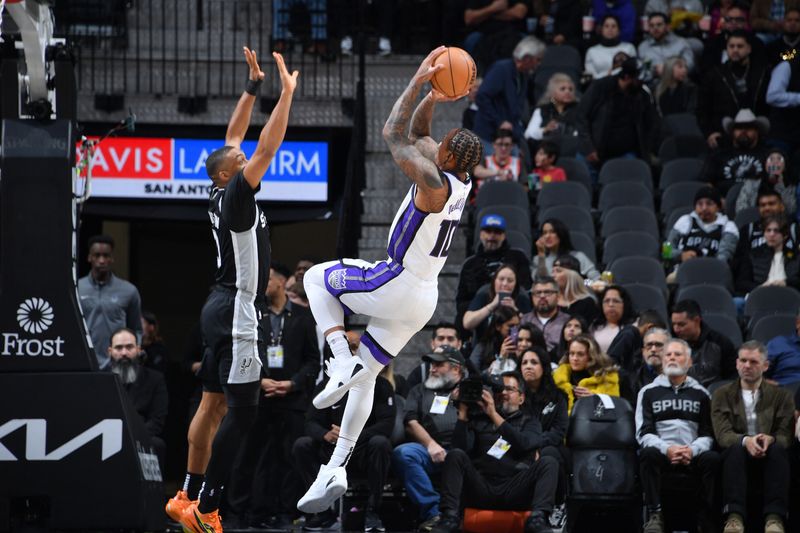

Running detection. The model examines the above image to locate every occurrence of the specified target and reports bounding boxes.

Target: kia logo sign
[0,419,123,461]
[17,298,54,334]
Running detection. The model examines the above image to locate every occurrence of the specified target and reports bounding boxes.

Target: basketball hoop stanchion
[0,3,164,531]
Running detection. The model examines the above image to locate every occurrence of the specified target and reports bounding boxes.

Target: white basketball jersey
[386,171,472,281]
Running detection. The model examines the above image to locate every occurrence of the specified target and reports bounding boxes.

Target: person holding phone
[469,306,522,373]
[463,264,531,343]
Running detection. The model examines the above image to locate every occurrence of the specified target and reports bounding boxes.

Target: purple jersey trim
[360,331,393,366]
[323,261,404,298]
[387,185,429,263]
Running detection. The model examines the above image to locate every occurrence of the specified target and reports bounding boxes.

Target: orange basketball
[430,47,477,98]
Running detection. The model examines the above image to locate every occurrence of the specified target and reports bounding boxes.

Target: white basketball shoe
[297,465,348,514]
[313,354,372,409]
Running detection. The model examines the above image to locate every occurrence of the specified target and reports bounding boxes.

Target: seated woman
[555,315,589,362]
[533,219,601,281]
[552,255,601,323]
[520,347,569,504]
[656,56,698,116]
[469,305,521,373]
[584,15,637,80]
[734,214,800,296]
[524,73,587,156]
[516,323,548,355]
[463,263,531,343]
[553,334,620,414]
[591,285,640,370]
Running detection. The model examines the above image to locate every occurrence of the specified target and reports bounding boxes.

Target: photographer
[431,372,557,533]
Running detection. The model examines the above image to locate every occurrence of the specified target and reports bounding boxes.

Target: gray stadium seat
[749,313,797,343]
[570,231,596,263]
[558,156,593,194]
[475,180,529,212]
[506,230,532,254]
[659,158,704,191]
[675,257,734,292]
[601,206,660,240]
[734,206,760,228]
[598,182,654,214]
[744,285,800,322]
[662,113,703,138]
[658,135,708,163]
[602,231,660,266]
[621,283,669,324]
[702,313,743,348]
[537,181,592,210]
[609,256,668,296]
[598,158,653,191]
[538,205,595,236]
[676,284,737,318]
[660,182,706,216]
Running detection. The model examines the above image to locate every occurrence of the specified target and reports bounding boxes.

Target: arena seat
[598,158,653,191]
[702,313,743,348]
[462,508,531,533]
[748,313,797,343]
[601,206,659,241]
[675,257,734,292]
[658,135,708,163]
[538,205,595,236]
[570,230,597,263]
[609,257,668,296]
[537,181,592,210]
[558,156,593,194]
[660,182,706,216]
[475,180,529,212]
[622,283,669,324]
[598,182,653,213]
[602,231,660,266]
[659,158,704,191]
[676,284,738,318]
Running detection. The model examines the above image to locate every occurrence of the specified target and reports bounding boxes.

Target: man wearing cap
[392,346,467,531]
[666,185,739,268]
[701,109,771,194]
[577,56,660,167]
[456,213,531,337]
[698,31,770,149]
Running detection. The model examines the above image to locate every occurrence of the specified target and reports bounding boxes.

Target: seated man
[636,338,720,533]
[406,324,464,391]
[631,327,668,400]
[700,109,771,192]
[393,346,466,532]
[108,328,168,466]
[666,185,739,273]
[765,310,800,386]
[432,372,557,533]
[293,345,396,531]
[711,340,795,533]
[734,185,797,263]
[521,277,571,353]
[671,299,738,387]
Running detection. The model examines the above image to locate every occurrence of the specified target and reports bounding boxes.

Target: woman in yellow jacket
[553,334,620,414]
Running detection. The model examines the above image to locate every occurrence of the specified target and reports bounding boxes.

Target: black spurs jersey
[208,171,271,297]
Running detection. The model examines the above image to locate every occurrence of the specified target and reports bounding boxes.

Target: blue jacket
[766,333,800,386]
[592,0,637,43]
[474,59,528,141]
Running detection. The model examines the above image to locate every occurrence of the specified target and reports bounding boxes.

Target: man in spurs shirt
[297,46,483,514]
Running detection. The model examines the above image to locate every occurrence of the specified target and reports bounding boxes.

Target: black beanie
[694,186,722,208]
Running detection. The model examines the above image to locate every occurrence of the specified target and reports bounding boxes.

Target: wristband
[245,78,263,96]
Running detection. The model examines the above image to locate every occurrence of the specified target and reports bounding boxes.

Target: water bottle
[661,241,672,260]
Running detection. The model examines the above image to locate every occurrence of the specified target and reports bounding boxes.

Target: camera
[458,374,505,403]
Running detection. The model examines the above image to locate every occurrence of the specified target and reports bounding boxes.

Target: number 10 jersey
[386,171,471,282]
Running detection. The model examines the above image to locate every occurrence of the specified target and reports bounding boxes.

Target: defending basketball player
[165,48,298,533]
[297,46,483,513]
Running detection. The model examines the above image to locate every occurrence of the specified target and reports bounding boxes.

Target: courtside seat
[462,508,531,533]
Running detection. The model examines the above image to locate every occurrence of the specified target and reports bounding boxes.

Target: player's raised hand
[243,46,265,81]
[412,46,447,85]
[273,52,299,94]
[430,88,468,103]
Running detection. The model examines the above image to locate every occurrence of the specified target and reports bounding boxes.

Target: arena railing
[54,0,356,100]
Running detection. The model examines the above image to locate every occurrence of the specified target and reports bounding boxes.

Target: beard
[734,136,754,149]
[501,401,519,415]
[111,357,141,385]
[425,373,457,390]
[663,363,688,378]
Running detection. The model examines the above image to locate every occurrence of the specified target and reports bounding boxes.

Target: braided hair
[447,128,483,174]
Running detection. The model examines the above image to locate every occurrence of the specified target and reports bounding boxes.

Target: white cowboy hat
[722,108,770,135]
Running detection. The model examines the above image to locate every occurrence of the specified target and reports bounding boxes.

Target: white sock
[326,331,352,360]
[327,376,376,468]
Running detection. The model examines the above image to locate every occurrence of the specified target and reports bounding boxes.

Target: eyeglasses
[644,341,664,348]
[503,385,521,393]
[724,16,746,23]
[603,298,623,304]
[533,290,558,297]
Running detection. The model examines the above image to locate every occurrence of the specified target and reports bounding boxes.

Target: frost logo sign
[2,298,65,357]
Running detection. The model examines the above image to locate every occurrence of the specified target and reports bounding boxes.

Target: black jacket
[700,32,767,72]
[305,376,396,446]
[697,60,769,138]
[685,324,738,387]
[577,75,660,160]
[607,324,642,372]
[452,407,542,478]
[528,391,568,448]
[261,302,321,411]
[456,241,532,328]
[124,366,169,437]
[734,244,800,295]
[700,144,771,196]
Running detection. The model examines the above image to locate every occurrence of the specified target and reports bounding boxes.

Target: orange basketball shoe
[165,490,193,523]
[180,503,223,533]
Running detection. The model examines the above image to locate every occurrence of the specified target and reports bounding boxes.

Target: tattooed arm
[409,92,440,162]
[383,47,448,195]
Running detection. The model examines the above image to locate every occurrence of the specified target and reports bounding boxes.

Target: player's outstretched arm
[225,47,264,149]
[410,89,468,163]
[243,52,299,189]
[383,47,446,191]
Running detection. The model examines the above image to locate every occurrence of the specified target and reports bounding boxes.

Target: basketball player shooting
[298,46,483,513]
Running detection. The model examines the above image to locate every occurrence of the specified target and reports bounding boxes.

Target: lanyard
[269,312,286,346]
